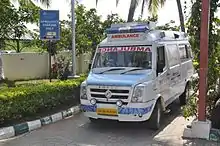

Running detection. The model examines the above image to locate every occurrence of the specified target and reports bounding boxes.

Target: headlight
[90,98,96,105]
[116,100,123,107]
[80,85,87,99]
[131,85,144,103]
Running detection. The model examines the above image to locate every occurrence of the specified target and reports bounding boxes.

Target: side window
[157,46,166,75]
[166,44,179,67]
[187,45,193,58]
[178,44,193,62]
[179,45,187,60]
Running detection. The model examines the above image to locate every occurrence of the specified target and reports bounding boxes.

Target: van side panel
[165,44,182,104]
[178,44,194,93]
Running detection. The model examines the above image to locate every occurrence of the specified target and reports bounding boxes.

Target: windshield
[93,46,152,69]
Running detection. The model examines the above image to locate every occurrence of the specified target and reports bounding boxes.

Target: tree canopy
[183,0,220,118]
[0,0,40,52]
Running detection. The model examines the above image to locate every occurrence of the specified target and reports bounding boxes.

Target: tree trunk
[217,78,220,95]
[16,39,20,53]
[176,0,185,32]
[127,0,136,22]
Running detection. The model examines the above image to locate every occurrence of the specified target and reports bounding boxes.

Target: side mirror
[88,63,92,70]
[158,66,163,73]
[156,62,164,76]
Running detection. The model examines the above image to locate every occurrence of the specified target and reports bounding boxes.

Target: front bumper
[80,99,155,122]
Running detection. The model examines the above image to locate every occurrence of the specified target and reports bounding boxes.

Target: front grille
[90,89,129,94]
[91,94,128,99]
[89,86,130,100]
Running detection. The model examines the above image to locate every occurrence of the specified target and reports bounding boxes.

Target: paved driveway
[0,103,219,146]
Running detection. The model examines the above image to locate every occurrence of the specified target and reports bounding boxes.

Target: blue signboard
[40,10,60,40]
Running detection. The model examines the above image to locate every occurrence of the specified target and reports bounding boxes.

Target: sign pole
[198,0,210,121]
[71,0,77,77]
[40,10,60,81]
[48,41,52,82]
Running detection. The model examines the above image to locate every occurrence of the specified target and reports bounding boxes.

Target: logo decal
[105,90,112,100]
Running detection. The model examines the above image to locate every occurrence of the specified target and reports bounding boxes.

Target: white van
[80,22,194,129]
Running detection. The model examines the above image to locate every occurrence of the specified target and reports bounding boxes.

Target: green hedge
[0,75,87,126]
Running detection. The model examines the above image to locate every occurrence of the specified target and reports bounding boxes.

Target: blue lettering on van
[81,105,97,112]
[118,104,153,115]
[81,104,154,115]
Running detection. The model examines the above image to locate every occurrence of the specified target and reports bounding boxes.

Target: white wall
[1,52,91,80]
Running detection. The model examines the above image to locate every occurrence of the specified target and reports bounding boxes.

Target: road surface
[0,103,218,146]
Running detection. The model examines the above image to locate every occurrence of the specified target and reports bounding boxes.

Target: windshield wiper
[99,68,125,74]
[121,68,145,74]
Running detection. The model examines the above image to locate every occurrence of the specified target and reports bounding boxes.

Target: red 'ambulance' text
[111,34,139,39]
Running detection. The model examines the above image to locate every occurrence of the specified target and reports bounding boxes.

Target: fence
[1,52,91,80]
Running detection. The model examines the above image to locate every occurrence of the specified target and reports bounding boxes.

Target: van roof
[99,30,188,47]
[98,22,188,47]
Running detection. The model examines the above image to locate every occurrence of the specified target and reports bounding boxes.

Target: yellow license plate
[96,108,117,116]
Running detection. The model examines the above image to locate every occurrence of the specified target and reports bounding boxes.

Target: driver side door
[155,46,171,103]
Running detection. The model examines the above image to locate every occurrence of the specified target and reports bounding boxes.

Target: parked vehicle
[80,22,194,129]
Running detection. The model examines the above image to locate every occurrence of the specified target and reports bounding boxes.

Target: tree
[56,4,125,57]
[41,3,104,56]
[156,20,179,31]
[183,0,220,119]
[96,0,166,22]
[0,0,40,52]
[96,0,186,32]
[0,0,18,40]
[11,1,40,52]
[17,0,51,8]
[101,13,125,37]
[176,0,185,32]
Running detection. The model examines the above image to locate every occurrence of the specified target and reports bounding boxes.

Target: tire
[89,117,98,123]
[89,118,104,125]
[179,83,190,106]
[148,101,163,130]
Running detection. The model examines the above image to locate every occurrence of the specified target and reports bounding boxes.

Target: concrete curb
[0,105,81,140]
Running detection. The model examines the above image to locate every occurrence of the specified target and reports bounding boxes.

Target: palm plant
[96,0,185,32]
[96,0,166,22]
[17,0,186,32]
[176,0,185,32]
[35,0,51,6]
[15,0,51,8]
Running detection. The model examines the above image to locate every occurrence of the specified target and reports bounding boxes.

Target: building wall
[1,52,91,80]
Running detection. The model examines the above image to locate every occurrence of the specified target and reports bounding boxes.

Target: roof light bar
[106,25,149,34]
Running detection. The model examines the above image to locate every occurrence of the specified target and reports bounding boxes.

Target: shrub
[0,75,87,126]
[0,78,15,87]
[51,55,71,80]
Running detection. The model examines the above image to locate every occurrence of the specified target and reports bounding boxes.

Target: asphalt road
[0,103,219,146]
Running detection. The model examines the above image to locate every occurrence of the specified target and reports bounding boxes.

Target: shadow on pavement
[86,100,220,145]
[85,101,183,145]
[2,100,219,146]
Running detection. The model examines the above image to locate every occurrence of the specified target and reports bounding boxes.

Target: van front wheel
[148,101,162,130]
[89,118,100,124]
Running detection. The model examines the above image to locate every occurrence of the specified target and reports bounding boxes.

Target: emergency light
[106,25,149,34]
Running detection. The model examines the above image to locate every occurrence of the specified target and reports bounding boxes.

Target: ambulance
[80,22,194,129]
